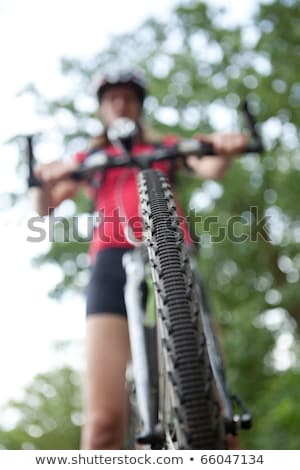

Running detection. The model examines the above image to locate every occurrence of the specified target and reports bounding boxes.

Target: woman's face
[99,84,143,128]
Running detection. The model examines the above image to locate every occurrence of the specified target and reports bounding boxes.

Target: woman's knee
[82,412,125,449]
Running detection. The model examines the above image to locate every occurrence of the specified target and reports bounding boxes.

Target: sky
[0,0,260,423]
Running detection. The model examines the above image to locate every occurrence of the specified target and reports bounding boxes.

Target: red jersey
[74,139,193,260]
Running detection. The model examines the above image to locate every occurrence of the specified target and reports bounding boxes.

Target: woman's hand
[34,160,79,187]
[31,160,80,215]
[196,133,248,156]
[186,133,248,179]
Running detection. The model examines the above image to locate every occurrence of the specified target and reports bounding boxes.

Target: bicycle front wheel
[138,169,226,450]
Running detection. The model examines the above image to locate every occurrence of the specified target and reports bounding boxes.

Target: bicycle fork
[190,255,252,435]
[123,249,163,447]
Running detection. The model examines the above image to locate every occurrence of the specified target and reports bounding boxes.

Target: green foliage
[0,367,81,450]
[243,369,300,450]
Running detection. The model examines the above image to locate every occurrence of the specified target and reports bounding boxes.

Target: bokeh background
[0,0,299,449]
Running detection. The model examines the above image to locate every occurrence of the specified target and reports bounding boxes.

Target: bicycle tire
[138,169,226,450]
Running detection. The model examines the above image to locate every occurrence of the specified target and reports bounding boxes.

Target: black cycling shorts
[86,247,134,317]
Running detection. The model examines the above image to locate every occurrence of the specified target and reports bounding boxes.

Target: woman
[31,71,247,449]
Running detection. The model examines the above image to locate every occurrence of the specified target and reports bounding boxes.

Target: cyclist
[31,71,247,449]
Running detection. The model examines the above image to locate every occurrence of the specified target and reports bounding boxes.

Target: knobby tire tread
[138,169,225,450]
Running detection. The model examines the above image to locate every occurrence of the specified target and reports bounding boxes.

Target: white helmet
[93,70,148,104]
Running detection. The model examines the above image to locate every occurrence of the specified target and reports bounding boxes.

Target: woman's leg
[81,314,131,450]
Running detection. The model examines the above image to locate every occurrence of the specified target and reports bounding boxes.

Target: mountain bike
[26,102,263,449]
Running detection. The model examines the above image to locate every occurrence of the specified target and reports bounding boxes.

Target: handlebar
[69,140,216,181]
[26,99,264,188]
[69,137,263,183]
